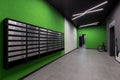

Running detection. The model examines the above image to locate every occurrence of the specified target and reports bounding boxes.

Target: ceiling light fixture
[73,8,104,17]
[72,8,104,20]
[72,1,108,20]
[79,22,99,28]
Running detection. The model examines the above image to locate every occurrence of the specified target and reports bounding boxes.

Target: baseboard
[19,48,77,80]
[65,48,77,54]
[86,48,97,49]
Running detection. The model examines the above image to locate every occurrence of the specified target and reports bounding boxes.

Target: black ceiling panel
[46,0,119,28]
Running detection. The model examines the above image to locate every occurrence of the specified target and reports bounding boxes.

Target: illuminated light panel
[73,8,104,17]
[72,1,108,20]
[79,22,99,28]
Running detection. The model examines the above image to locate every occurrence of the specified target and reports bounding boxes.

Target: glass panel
[8,55,26,62]
[8,42,26,45]
[8,50,26,56]
[8,20,26,27]
[8,46,26,51]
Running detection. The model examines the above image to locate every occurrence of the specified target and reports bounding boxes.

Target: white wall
[65,19,77,54]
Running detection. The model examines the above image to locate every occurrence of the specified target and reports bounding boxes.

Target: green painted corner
[0,0,64,80]
[77,26,107,49]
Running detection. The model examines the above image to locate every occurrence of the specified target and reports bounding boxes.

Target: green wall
[77,26,107,49]
[0,0,64,80]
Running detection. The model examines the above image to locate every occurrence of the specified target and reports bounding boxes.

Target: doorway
[79,34,86,48]
[109,26,115,56]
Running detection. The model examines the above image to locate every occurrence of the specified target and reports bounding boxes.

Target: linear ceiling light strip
[73,1,108,17]
[72,8,104,20]
[79,22,99,28]
[72,8,104,17]
[72,1,108,20]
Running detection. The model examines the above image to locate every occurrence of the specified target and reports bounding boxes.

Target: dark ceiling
[46,0,119,28]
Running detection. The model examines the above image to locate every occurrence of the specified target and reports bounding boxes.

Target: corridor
[23,48,120,80]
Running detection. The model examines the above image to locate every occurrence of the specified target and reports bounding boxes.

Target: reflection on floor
[23,48,120,80]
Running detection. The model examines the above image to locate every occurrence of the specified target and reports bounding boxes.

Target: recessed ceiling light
[79,22,99,28]
[72,1,108,20]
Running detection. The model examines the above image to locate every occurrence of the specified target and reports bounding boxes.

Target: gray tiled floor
[23,48,120,80]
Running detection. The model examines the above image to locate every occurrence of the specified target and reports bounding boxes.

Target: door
[109,26,115,56]
[79,34,86,48]
[79,36,82,47]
